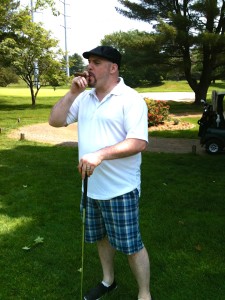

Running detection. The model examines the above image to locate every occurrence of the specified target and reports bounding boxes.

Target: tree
[33,0,59,16]
[116,0,225,104]
[101,30,164,87]
[0,66,18,86]
[0,0,58,44]
[0,1,25,46]
[69,53,86,76]
[0,1,64,92]
[0,19,66,105]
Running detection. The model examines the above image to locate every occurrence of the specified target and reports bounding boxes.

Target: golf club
[81,174,88,300]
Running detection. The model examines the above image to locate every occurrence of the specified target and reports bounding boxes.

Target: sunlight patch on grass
[0,88,31,97]
[0,215,33,235]
[0,87,66,98]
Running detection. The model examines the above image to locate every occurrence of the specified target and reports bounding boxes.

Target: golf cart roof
[212,90,225,113]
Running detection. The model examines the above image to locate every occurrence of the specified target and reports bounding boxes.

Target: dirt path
[145,136,204,154]
[8,122,205,155]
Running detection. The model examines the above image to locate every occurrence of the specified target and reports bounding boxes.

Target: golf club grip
[83,174,88,209]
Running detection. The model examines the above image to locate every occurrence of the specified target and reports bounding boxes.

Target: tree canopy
[117,0,225,104]
[0,0,66,105]
[0,19,66,105]
[0,0,24,45]
[102,30,164,86]
[69,53,86,76]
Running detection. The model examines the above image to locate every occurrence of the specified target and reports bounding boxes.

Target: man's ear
[110,63,118,74]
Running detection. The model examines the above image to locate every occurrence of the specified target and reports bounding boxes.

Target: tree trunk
[29,85,36,106]
[193,72,212,105]
[185,70,212,105]
[194,89,207,105]
[29,82,41,106]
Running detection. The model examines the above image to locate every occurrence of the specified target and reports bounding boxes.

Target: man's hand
[71,71,89,94]
[77,138,147,179]
[49,71,89,127]
[78,152,102,179]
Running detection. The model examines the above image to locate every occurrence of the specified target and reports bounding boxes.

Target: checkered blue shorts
[80,189,144,255]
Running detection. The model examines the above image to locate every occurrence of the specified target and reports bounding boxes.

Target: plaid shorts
[80,189,144,255]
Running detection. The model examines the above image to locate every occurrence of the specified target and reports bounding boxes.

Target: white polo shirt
[66,78,148,200]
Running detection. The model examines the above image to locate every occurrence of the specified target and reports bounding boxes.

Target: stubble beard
[88,75,97,88]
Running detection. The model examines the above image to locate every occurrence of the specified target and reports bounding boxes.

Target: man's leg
[83,237,116,299]
[97,236,116,285]
[128,246,151,300]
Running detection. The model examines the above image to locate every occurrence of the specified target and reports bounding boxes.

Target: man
[49,46,152,300]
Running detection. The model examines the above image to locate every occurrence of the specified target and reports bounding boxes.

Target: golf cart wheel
[205,139,222,154]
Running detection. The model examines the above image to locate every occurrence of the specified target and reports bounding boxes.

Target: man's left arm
[78,138,147,179]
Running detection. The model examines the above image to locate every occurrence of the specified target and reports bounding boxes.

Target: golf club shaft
[81,174,88,300]
[83,174,88,209]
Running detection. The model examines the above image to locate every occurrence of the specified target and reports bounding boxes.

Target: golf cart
[198,90,225,154]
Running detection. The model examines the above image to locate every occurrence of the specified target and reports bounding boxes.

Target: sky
[20,0,152,56]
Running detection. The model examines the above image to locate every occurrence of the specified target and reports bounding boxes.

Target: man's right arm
[49,75,88,127]
[49,91,77,127]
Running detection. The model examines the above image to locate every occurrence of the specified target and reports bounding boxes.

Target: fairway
[0,85,225,299]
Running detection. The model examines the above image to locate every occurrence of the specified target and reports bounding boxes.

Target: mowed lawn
[0,84,225,299]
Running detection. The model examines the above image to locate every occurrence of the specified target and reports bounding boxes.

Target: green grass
[136,80,225,93]
[0,86,225,299]
[136,80,193,92]
[0,83,204,139]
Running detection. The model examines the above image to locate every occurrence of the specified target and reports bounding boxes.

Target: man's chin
[88,78,96,88]
[88,82,94,88]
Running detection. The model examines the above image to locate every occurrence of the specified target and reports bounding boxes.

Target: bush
[0,67,19,86]
[144,98,170,127]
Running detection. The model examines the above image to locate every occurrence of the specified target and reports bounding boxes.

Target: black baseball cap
[83,46,122,69]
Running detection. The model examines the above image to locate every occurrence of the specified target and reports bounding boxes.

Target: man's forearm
[49,75,88,127]
[49,91,76,127]
[78,138,148,179]
[97,138,148,161]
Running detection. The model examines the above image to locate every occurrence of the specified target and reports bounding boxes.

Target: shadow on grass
[0,143,138,299]
[0,144,84,299]
[1,144,225,299]
[0,103,53,111]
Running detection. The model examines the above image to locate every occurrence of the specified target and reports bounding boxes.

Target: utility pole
[30,0,34,21]
[30,0,40,88]
[61,0,70,77]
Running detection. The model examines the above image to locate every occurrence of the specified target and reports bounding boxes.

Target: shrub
[0,67,19,86]
[173,118,180,125]
[144,98,170,127]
